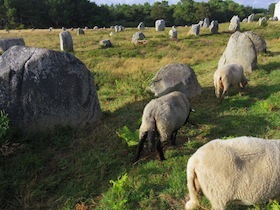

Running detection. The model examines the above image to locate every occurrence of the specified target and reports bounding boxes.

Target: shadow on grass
[257,61,280,73]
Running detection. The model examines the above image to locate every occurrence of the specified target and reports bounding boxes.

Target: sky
[92,0,279,9]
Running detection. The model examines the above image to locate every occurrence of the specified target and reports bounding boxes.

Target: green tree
[269,3,276,17]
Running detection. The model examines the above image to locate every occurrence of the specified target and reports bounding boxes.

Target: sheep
[213,64,248,102]
[185,136,280,210]
[134,91,191,162]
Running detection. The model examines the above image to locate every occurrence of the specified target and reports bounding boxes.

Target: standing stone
[209,20,219,34]
[248,14,255,22]
[228,15,240,32]
[99,39,112,48]
[149,63,202,98]
[84,26,89,30]
[132,32,145,44]
[198,21,204,27]
[62,27,66,31]
[59,31,74,52]
[93,26,98,30]
[242,18,248,22]
[189,24,200,36]
[0,38,25,52]
[77,28,85,35]
[218,31,257,73]
[169,26,177,39]
[0,46,101,132]
[115,25,124,32]
[155,19,165,31]
[274,1,280,20]
[244,31,266,53]
[137,22,145,30]
[203,18,210,28]
[259,17,267,26]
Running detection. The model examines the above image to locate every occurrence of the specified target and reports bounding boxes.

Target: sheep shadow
[257,61,280,73]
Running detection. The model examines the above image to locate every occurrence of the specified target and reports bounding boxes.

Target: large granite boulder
[210,20,219,34]
[259,17,267,26]
[0,38,25,52]
[248,14,255,22]
[189,24,200,36]
[228,15,240,32]
[218,31,257,73]
[149,63,202,98]
[132,32,145,44]
[99,39,112,48]
[0,46,101,132]
[203,18,210,28]
[244,31,266,53]
[169,26,177,39]
[59,31,73,52]
[137,22,145,30]
[155,19,165,31]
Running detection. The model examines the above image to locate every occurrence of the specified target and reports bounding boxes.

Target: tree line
[0,0,272,29]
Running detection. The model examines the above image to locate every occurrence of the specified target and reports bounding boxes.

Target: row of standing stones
[0,14,267,133]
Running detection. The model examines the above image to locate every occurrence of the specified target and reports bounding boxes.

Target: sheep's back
[191,136,280,204]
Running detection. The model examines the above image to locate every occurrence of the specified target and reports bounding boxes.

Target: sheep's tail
[185,157,200,210]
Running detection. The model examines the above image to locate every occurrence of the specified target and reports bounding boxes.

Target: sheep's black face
[147,130,156,152]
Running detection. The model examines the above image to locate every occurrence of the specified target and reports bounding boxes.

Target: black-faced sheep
[134,91,191,162]
[213,64,248,102]
[185,136,280,210]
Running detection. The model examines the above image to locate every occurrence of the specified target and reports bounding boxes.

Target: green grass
[0,22,280,209]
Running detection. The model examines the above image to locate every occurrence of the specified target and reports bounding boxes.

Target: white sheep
[134,91,191,162]
[185,136,280,210]
[213,64,248,102]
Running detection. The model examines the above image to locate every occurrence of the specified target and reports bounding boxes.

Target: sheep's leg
[157,141,166,161]
[171,130,178,145]
[134,132,147,162]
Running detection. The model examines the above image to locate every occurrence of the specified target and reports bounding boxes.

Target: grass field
[0,22,280,209]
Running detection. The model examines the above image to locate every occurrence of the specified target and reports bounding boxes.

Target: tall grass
[0,22,279,209]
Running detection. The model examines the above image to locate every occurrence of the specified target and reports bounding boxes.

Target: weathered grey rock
[62,27,66,31]
[77,28,85,35]
[198,21,204,27]
[189,24,200,36]
[149,63,202,98]
[109,32,114,36]
[248,14,254,22]
[93,26,98,30]
[59,31,73,52]
[169,26,177,39]
[155,19,165,31]
[203,18,210,28]
[84,26,89,30]
[0,38,25,52]
[132,32,145,44]
[115,25,124,32]
[229,15,240,32]
[0,45,101,132]
[99,39,112,48]
[137,22,145,30]
[210,20,219,34]
[244,31,266,53]
[218,31,257,73]
[259,17,267,26]
[242,18,248,22]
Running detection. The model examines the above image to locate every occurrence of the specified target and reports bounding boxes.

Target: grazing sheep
[213,64,248,102]
[134,91,191,162]
[185,136,280,210]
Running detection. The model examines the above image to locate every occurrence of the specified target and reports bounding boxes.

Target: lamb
[134,91,191,162]
[213,64,248,102]
[185,136,280,210]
